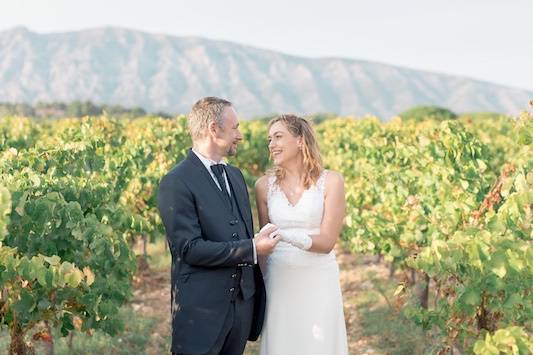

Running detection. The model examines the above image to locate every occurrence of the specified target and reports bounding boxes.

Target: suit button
[231,274,237,278]
[230,287,235,292]
[230,220,238,225]
[232,233,238,239]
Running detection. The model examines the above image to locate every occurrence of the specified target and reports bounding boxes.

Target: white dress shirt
[192,149,231,195]
[191,149,257,264]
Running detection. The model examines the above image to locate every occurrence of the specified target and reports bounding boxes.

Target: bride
[255,114,349,355]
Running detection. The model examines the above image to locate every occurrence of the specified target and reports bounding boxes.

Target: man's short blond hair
[188,97,232,141]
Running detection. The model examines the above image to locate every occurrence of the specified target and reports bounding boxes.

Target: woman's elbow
[313,237,338,254]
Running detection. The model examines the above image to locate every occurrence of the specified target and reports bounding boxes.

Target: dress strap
[316,170,328,191]
[267,174,277,199]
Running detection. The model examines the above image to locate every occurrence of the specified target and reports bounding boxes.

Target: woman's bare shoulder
[255,174,270,193]
[324,169,344,187]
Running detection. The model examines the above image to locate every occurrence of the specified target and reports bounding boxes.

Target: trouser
[173,293,255,355]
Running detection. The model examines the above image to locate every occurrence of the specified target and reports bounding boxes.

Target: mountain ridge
[1,26,531,119]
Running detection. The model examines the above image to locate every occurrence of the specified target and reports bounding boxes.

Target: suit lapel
[226,167,253,238]
[186,150,232,210]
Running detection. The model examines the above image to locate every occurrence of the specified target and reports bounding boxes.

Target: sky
[1,0,532,91]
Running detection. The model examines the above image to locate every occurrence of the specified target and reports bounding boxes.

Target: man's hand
[254,224,280,256]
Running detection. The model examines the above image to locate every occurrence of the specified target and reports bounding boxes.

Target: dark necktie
[210,164,231,205]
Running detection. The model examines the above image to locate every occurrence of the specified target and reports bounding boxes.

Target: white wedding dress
[259,170,349,355]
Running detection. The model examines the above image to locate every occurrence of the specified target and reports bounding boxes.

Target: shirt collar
[192,148,227,171]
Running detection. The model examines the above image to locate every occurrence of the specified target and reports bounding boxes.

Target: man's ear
[208,121,218,138]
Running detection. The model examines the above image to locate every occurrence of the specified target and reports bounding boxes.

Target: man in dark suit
[158,97,279,355]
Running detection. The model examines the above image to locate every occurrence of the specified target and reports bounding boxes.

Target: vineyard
[0,107,531,354]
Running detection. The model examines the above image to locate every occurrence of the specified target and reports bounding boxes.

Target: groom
[158,97,279,354]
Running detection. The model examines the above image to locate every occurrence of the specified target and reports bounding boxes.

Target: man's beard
[227,144,237,156]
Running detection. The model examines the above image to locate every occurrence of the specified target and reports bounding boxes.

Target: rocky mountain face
[1,27,531,119]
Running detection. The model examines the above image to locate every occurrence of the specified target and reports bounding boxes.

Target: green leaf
[44,255,61,266]
[37,299,50,311]
[486,217,506,235]
[514,173,527,192]
[490,252,508,278]
[507,251,525,272]
[30,174,41,187]
[66,269,83,288]
[473,339,500,355]
[526,172,533,185]
[462,288,481,306]
[59,262,74,275]
[503,293,522,309]
[60,313,74,336]
[460,179,469,190]
[500,177,514,198]
[13,289,36,314]
[36,268,47,287]
[45,270,54,288]
[14,191,29,216]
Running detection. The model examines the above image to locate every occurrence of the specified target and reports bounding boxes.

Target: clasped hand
[253,223,280,256]
[258,223,312,250]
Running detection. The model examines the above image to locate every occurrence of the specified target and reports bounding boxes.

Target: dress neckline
[279,187,307,208]
[270,170,327,208]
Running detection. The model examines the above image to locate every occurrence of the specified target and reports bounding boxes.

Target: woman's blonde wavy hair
[268,114,323,189]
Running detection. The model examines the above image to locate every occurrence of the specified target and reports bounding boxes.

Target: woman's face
[268,121,302,167]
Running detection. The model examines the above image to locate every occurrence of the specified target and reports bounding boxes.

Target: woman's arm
[255,175,272,270]
[307,171,346,254]
[255,175,271,229]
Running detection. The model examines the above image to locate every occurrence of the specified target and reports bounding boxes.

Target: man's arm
[158,173,254,267]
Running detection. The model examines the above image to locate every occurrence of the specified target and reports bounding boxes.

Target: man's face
[216,106,242,157]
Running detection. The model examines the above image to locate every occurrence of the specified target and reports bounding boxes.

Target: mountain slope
[0,26,531,118]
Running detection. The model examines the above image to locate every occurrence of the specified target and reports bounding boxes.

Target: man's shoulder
[161,157,195,182]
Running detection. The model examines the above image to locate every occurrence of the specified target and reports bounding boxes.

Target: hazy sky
[2,0,532,90]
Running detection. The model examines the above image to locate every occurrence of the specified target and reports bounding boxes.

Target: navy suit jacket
[158,149,266,354]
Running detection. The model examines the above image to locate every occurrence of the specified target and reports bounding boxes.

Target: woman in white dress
[255,114,349,355]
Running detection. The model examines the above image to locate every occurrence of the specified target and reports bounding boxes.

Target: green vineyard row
[0,110,531,354]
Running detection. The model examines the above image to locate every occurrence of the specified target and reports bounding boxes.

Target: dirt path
[131,264,172,354]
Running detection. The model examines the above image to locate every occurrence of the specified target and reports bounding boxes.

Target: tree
[399,105,457,122]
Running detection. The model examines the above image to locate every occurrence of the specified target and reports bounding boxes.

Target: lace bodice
[267,170,327,234]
